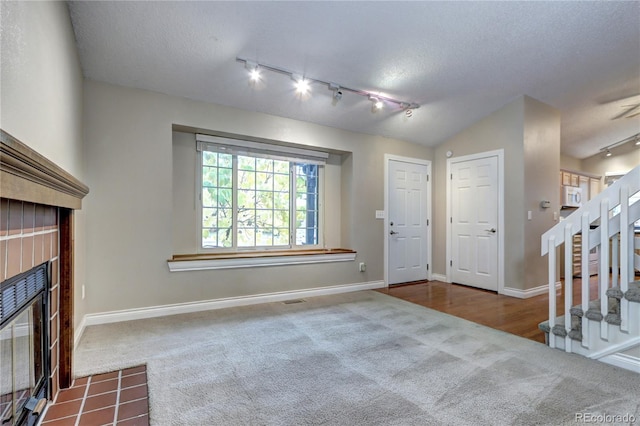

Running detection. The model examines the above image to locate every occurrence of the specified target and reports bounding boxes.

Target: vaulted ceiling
[68,1,640,159]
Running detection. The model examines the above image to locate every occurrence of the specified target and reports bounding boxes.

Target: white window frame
[196,134,327,253]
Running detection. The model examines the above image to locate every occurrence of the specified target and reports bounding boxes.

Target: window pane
[203,167,217,187]
[256,191,273,209]
[274,229,289,245]
[274,210,289,228]
[296,228,317,245]
[218,168,232,188]
[203,151,217,166]
[274,160,289,174]
[238,170,255,189]
[218,153,232,168]
[238,228,255,246]
[256,158,273,172]
[238,209,255,226]
[203,228,217,248]
[274,192,289,210]
[256,229,273,246]
[256,210,273,227]
[238,190,256,209]
[218,209,233,228]
[238,156,255,171]
[219,188,232,208]
[203,208,217,227]
[256,173,273,191]
[274,174,289,192]
[218,228,232,248]
[202,188,217,207]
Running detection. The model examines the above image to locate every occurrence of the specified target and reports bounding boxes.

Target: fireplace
[1,130,89,419]
[1,263,49,425]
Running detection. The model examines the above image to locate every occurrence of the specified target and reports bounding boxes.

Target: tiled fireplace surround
[1,199,62,397]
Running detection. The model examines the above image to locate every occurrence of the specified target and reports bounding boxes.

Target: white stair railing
[541,165,640,350]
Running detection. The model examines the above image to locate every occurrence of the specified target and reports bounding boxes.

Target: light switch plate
[375,210,385,219]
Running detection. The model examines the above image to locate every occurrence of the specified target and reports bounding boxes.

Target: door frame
[384,154,432,286]
[446,149,505,294]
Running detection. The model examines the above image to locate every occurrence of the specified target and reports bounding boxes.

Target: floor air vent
[283,299,306,305]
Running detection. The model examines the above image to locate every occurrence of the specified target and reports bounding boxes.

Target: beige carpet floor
[75,290,640,425]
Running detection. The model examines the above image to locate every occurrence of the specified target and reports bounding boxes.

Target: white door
[388,160,429,285]
[450,155,498,291]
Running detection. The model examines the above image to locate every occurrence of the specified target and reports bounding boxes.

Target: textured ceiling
[67,1,640,159]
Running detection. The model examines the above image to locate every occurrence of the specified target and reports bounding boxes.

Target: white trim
[168,251,356,272]
[446,149,505,294]
[502,282,561,299]
[77,281,385,332]
[74,315,87,350]
[431,273,448,282]
[196,134,329,163]
[384,154,432,286]
[587,336,640,360]
[597,353,640,373]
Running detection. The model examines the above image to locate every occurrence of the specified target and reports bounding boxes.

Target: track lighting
[292,74,310,95]
[245,61,260,82]
[599,132,640,157]
[236,56,420,111]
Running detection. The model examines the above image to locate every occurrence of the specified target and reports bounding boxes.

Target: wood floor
[376,277,600,343]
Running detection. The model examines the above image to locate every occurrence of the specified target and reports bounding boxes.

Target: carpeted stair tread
[604,313,621,325]
[606,287,624,299]
[567,329,583,341]
[625,281,640,302]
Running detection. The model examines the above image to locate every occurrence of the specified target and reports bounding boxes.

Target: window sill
[167,249,357,272]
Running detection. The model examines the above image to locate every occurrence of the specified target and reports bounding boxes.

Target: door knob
[390,230,398,235]
[485,228,496,233]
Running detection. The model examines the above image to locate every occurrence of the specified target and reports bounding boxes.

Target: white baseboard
[502,282,561,299]
[588,336,640,360]
[598,353,640,374]
[75,280,385,343]
[74,315,87,350]
[431,273,447,282]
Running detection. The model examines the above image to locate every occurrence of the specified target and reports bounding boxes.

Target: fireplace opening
[0,263,49,426]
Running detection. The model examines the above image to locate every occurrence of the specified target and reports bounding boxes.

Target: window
[197,135,326,251]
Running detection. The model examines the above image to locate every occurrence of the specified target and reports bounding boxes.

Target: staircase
[540,165,640,372]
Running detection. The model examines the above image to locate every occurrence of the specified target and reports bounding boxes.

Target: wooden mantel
[1,129,89,208]
[1,128,89,390]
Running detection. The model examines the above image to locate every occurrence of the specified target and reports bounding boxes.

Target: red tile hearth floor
[40,365,149,426]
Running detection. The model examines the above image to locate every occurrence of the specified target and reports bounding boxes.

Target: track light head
[329,83,342,101]
[245,61,260,82]
[292,74,310,95]
[369,95,383,111]
[605,149,612,157]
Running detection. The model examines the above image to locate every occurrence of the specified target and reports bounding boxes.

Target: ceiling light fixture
[236,56,420,110]
[292,74,310,95]
[599,132,640,156]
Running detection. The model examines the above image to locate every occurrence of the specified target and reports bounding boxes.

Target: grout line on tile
[74,376,91,426]
[112,370,122,426]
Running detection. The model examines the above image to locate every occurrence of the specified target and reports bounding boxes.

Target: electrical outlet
[359,262,366,272]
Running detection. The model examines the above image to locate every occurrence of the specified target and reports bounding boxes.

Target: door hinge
[427,175,430,182]
[426,219,429,226]
[427,264,429,271]
[450,260,452,267]
[450,217,452,223]
[450,173,453,180]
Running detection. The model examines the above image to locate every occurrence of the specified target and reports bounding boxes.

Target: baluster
[599,199,609,340]
[581,213,590,348]
[612,234,619,289]
[564,225,573,352]
[620,185,629,332]
[548,236,556,349]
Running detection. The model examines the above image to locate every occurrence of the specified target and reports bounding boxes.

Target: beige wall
[560,154,582,172]
[433,96,560,291]
[523,97,561,289]
[0,1,87,330]
[83,80,432,314]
